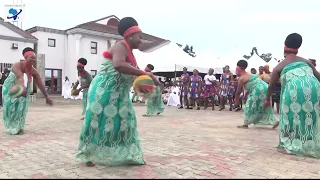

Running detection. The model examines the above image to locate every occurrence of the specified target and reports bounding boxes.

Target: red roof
[25,15,168,51]
[68,15,168,51]
[73,22,167,51]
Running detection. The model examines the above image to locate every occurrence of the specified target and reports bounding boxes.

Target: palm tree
[243,47,273,62]
[183,44,196,57]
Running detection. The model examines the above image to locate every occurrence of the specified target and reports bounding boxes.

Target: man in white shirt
[203,68,217,110]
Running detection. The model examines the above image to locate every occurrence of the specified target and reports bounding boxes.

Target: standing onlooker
[258,66,265,78]
[250,68,257,74]
[188,69,203,110]
[178,67,191,109]
[219,65,234,111]
[203,68,217,110]
[0,68,10,106]
[262,65,272,83]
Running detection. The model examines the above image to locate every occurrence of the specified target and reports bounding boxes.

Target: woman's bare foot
[277,148,290,155]
[17,129,24,135]
[237,125,249,129]
[272,122,279,129]
[86,162,95,167]
[235,107,242,112]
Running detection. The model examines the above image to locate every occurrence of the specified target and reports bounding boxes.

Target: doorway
[45,68,62,94]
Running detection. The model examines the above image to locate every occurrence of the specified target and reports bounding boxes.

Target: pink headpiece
[236,66,246,73]
[23,51,35,59]
[77,62,85,67]
[284,45,298,54]
[123,26,142,38]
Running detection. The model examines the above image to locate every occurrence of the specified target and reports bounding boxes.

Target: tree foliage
[183,45,196,57]
[243,47,273,62]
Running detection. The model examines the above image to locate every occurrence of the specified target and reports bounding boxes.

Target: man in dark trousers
[0,68,10,106]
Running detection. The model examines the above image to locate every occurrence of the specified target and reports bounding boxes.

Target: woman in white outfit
[62,76,72,99]
[167,83,181,107]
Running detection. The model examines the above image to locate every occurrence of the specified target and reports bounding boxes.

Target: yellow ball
[9,85,24,98]
[71,89,79,96]
[133,75,156,96]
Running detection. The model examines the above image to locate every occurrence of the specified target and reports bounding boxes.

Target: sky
[2,0,320,62]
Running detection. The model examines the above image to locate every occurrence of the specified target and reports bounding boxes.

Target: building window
[48,38,56,47]
[91,41,97,54]
[0,63,13,73]
[90,70,97,78]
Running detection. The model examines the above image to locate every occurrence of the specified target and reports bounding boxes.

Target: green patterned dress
[278,62,320,158]
[2,71,30,135]
[77,60,145,166]
[243,74,278,126]
[145,86,165,116]
[80,76,91,118]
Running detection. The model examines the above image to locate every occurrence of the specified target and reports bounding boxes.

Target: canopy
[194,51,224,74]
[133,42,210,76]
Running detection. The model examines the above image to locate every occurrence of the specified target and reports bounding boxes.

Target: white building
[25,15,169,95]
[0,17,37,72]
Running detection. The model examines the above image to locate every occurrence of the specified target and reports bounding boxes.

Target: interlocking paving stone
[0,101,319,179]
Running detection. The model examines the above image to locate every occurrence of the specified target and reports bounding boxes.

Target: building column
[35,54,46,97]
[74,34,83,60]
[67,34,83,84]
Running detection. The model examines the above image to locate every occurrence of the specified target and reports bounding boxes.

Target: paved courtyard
[0,99,320,179]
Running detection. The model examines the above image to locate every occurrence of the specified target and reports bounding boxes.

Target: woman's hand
[145,72,153,77]
[45,97,53,106]
[135,86,153,94]
[264,99,271,107]
[243,97,247,104]
[21,87,28,97]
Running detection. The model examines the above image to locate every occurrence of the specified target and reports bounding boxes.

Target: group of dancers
[2,17,320,168]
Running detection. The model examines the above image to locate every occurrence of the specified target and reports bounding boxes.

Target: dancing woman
[2,47,53,135]
[219,65,233,111]
[234,60,278,129]
[73,58,92,120]
[266,33,320,158]
[77,17,155,166]
[143,64,164,116]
